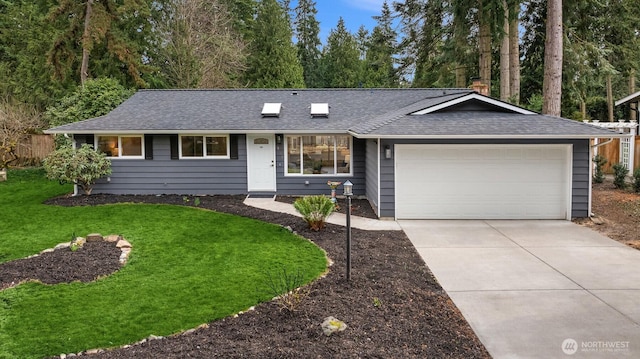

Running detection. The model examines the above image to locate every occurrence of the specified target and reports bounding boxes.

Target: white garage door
[395,144,571,219]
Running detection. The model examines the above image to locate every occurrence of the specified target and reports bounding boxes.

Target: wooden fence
[14,134,55,165]
[596,136,640,173]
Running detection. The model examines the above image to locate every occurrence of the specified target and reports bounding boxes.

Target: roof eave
[44,129,351,135]
[349,131,631,140]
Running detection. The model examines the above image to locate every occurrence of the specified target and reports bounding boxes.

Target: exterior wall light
[385,145,392,159]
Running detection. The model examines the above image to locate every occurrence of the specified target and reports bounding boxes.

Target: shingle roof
[46,88,626,139]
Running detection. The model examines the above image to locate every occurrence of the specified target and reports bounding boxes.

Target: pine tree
[364,1,399,87]
[322,17,362,88]
[47,0,154,87]
[244,0,304,88]
[294,0,322,88]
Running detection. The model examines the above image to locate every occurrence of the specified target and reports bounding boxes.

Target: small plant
[293,195,335,231]
[372,297,382,308]
[633,168,640,193]
[264,267,310,313]
[612,163,628,189]
[182,196,201,207]
[593,154,607,184]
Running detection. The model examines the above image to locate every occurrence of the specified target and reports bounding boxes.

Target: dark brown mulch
[276,195,378,219]
[14,194,489,358]
[0,241,121,289]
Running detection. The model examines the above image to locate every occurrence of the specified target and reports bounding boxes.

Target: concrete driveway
[399,220,640,358]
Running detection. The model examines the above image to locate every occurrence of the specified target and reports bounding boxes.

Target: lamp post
[343,180,353,281]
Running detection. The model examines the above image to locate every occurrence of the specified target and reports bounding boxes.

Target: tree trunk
[455,66,467,88]
[509,5,520,104]
[499,0,510,101]
[607,74,614,122]
[478,2,492,92]
[581,100,586,120]
[630,70,637,122]
[542,0,562,116]
[80,0,94,86]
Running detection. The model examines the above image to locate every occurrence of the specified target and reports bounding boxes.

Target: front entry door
[247,134,276,192]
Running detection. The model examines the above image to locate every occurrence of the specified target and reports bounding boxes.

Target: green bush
[593,154,607,183]
[633,168,640,193]
[43,143,111,195]
[293,195,335,231]
[612,163,628,189]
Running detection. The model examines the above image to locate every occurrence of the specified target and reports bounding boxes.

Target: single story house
[46,88,627,220]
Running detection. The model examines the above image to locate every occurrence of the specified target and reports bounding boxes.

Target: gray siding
[378,138,591,218]
[365,140,380,216]
[85,134,248,195]
[275,136,366,196]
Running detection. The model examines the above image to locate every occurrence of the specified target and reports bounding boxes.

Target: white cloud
[343,0,387,13]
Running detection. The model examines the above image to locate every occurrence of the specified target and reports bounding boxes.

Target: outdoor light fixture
[385,145,392,159]
[343,180,353,197]
[343,180,353,280]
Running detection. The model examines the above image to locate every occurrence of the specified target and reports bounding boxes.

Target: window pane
[97,136,118,157]
[121,137,142,156]
[206,136,227,156]
[302,135,334,174]
[336,135,351,173]
[182,136,203,157]
[287,136,301,174]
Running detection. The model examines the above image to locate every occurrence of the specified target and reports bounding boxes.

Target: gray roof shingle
[46,88,626,139]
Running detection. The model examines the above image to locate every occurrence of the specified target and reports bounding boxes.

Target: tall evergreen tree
[245,0,304,88]
[542,0,562,116]
[0,0,72,109]
[322,17,362,88]
[363,1,399,87]
[47,0,154,87]
[294,0,322,88]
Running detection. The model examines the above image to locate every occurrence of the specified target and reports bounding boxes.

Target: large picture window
[96,135,143,158]
[180,135,229,158]
[286,135,351,175]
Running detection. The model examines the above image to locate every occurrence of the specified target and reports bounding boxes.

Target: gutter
[590,138,615,149]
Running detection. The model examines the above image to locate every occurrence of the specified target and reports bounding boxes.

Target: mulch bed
[2,194,489,358]
[276,195,379,219]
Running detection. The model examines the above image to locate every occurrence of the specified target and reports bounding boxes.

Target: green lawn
[0,169,327,358]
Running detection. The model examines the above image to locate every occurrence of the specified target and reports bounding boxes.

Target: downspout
[591,138,615,149]
[65,133,79,197]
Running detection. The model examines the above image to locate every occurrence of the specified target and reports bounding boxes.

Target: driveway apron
[399,220,640,358]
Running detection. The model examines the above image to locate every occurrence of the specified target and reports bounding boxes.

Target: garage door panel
[395,145,570,219]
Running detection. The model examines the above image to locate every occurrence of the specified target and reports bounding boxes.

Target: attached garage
[394,144,572,220]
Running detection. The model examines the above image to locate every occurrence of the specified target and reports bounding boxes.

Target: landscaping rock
[104,234,122,243]
[321,316,347,336]
[54,242,71,250]
[116,239,131,248]
[86,233,103,242]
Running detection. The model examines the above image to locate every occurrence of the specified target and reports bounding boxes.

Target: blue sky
[291,0,389,43]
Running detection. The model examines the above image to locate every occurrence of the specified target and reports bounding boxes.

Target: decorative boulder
[321,316,347,336]
[86,233,103,242]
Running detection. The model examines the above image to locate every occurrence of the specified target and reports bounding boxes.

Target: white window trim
[284,134,353,177]
[95,135,145,159]
[178,134,230,159]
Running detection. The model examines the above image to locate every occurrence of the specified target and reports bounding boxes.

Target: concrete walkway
[243,197,401,231]
[399,220,640,358]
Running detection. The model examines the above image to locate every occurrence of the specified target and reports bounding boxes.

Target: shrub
[43,144,111,195]
[293,195,335,231]
[264,267,311,313]
[633,168,640,193]
[592,154,607,183]
[612,163,628,189]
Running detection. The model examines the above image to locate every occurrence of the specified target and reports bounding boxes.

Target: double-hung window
[96,135,144,158]
[179,135,229,158]
[286,135,352,175]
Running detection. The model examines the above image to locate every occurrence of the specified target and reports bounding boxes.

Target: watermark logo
[562,338,630,355]
[562,338,578,355]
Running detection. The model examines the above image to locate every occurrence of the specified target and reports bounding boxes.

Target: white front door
[247,134,276,192]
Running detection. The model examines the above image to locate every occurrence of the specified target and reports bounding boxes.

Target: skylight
[262,103,282,117]
[310,103,329,117]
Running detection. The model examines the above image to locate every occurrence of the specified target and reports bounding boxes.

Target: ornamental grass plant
[293,195,335,231]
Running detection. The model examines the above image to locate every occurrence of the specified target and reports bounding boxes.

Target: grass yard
[0,169,328,358]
